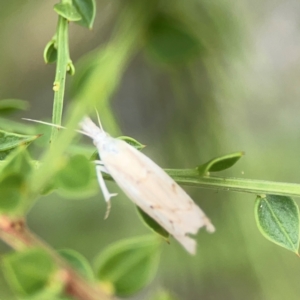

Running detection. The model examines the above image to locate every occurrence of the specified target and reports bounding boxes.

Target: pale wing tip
[202,216,215,233]
[179,224,215,255]
[175,235,197,255]
[206,223,216,233]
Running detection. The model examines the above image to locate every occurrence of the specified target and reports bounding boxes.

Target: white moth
[24,116,215,254]
[79,117,215,254]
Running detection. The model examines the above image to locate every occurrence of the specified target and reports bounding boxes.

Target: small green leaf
[55,154,95,195]
[2,248,56,296]
[118,136,145,150]
[255,194,300,253]
[54,2,82,21]
[137,207,169,240]
[95,236,161,297]
[0,147,33,178]
[145,15,202,65]
[197,151,244,176]
[0,117,36,135]
[58,249,94,281]
[43,39,57,64]
[89,150,99,161]
[56,155,93,190]
[0,99,29,115]
[0,149,34,214]
[14,272,65,300]
[0,130,40,160]
[67,61,76,76]
[40,181,57,196]
[0,149,14,160]
[0,174,24,213]
[73,0,96,29]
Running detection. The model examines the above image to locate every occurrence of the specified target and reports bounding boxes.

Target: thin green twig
[51,16,70,142]
[102,168,300,198]
[168,169,300,198]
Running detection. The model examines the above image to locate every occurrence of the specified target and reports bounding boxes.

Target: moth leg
[94,160,110,174]
[96,165,110,174]
[95,165,117,219]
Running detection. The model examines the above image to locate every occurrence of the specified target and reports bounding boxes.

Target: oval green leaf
[95,236,161,297]
[197,151,244,176]
[137,207,169,240]
[0,147,33,177]
[0,99,29,115]
[0,174,24,213]
[40,181,57,196]
[255,194,300,254]
[54,3,82,21]
[118,136,145,150]
[55,154,94,193]
[0,117,36,135]
[89,150,99,161]
[0,130,40,160]
[43,39,57,64]
[73,0,96,29]
[2,248,56,296]
[0,149,33,214]
[58,249,94,281]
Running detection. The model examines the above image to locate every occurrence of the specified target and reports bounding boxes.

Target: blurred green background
[1,0,300,299]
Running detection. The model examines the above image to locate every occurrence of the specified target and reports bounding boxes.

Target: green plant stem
[30,1,155,199]
[0,216,113,300]
[179,175,300,197]
[102,168,300,198]
[165,169,300,197]
[4,156,299,198]
[51,16,70,142]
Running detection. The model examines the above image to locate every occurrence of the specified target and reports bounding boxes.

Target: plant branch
[104,168,300,198]
[169,169,300,197]
[0,216,114,300]
[51,16,70,142]
[30,1,156,196]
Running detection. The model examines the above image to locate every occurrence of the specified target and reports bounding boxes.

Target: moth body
[80,117,215,254]
[23,116,215,254]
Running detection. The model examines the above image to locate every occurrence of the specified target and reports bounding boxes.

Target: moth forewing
[24,117,215,254]
[98,137,215,254]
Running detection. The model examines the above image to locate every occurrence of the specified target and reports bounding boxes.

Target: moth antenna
[22,118,66,129]
[94,108,103,131]
[22,118,93,139]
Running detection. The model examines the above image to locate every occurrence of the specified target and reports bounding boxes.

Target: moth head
[79,117,107,139]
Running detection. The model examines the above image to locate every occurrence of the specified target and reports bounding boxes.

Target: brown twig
[0,215,114,300]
